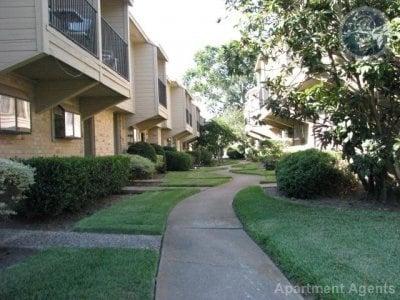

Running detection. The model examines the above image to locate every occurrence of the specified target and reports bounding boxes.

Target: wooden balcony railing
[49,0,98,57]
[158,79,167,108]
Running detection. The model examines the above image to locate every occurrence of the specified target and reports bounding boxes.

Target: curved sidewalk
[156,169,303,300]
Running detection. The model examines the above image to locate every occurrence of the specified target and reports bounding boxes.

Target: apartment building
[0,0,132,158]
[0,1,201,158]
[168,81,196,151]
[126,16,169,145]
[245,53,319,151]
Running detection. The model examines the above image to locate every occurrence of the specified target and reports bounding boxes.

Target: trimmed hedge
[151,144,165,156]
[20,156,130,217]
[165,151,192,171]
[163,146,177,152]
[125,155,155,180]
[155,155,167,174]
[188,148,213,167]
[227,148,245,160]
[276,149,354,199]
[127,142,157,162]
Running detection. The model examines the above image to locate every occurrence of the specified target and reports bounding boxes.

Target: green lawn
[0,248,158,300]
[74,188,199,235]
[162,167,232,187]
[230,162,276,182]
[233,186,400,299]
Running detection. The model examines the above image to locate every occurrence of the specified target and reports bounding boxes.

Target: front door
[84,117,95,157]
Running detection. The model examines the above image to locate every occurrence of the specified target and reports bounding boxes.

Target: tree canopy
[197,120,237,161]
[226,0,400,201]
[184,40,258,113]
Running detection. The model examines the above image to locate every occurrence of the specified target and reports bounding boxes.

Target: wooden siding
[0,0,39,71]
[127,43,158,126]
[101,0,128,40]
[170,85,192,137]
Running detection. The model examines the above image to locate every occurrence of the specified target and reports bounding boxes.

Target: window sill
[0,130,31,135]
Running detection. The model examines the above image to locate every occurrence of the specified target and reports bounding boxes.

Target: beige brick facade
[94,110,115,156]
[148,127,162,145]
[0,102,84,159]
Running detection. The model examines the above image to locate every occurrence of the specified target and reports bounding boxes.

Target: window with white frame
[0,95,31,133]
[54,106,81,139]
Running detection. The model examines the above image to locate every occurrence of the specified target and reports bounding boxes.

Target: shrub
[165,151,192,171]
[227,148,245,160]
[199,148,213,166]
[127,142,157,162]
[0,159,35,216]
[276,149,355,199]
[187,148,214,167]
[151,144,165,156]
[20,156,130,217]
[163,146,177,152]
[259,140,284,170]
[155,155,167,174]
[125,155,155,180]
[246,148,260,162]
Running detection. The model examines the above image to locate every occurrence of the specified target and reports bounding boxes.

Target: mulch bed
[265,186,400,212]
[0,194,127,232]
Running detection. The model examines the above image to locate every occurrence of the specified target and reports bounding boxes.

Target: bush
[276,149,355,199]
[20,156,130,217]
[227,148,245,160]
[163,146,177,152]
[125,155,156,180]
[246,148,260,162]
[127,142,157,162]
[165,151,192,171]
[199,148,213,166]
[0,159,35,216]
[155,155,167,174]
[259,140,284,170]
[151,144,165,156]
[187,148,214,167]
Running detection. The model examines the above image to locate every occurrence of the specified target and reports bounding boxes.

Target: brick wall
[148,127,162,145]
[94,110,115,156]
[0,102,84,159]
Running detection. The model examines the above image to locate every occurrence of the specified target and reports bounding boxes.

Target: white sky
[130,0,240,82]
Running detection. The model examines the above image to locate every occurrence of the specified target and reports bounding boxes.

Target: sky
[130,0,240,82]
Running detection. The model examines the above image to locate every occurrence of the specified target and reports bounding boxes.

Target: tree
[226,0,400,201]
[184,40,258,113]
[197,120,237,161]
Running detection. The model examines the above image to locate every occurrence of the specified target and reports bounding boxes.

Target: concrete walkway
[156,169,302,300]
[0,229,161,250]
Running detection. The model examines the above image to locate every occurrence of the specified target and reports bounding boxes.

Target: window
[0,95,31,133]
[54,106,81,139]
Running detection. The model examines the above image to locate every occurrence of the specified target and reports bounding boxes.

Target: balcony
[102,19,129,80]
[158,79,167,108]
[49,0,98,57]
[48,0,129,80]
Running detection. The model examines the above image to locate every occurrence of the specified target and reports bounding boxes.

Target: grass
[0,248,158,300]
[162,167,232,187]
[74,188,199,235]
[230,162,276,182]
[233,186,400,299]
